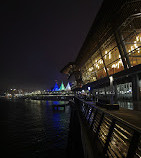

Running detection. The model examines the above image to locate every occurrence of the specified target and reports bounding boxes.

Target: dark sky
[0,0,103,90]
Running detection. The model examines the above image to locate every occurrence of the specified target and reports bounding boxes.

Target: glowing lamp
[88,87,90,91]
[109,76,114,86]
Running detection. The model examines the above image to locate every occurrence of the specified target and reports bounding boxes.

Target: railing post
[95,112,104,135]
[87,107,94,124]
[85,104,90,118]
[103,119,115,156]
[84,103,89,117]
[90,109,98,130]
[126,130,140,158]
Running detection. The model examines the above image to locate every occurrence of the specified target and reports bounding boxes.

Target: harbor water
[1,99,71,158]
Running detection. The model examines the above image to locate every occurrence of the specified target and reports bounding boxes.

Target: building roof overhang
[60,62,75,74]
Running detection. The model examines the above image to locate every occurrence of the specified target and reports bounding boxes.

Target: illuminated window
[91,51,107,79]
[101,35,124,75]
[81,59,97,83]
[120,17,141,67]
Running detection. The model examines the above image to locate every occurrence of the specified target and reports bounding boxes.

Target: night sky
[1,0,103,90]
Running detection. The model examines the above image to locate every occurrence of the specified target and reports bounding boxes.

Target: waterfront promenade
[73,97,141,158]
[86,100,141,130]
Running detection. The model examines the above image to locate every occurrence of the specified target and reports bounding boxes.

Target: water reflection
[46,100,69,105]
[1,99,71,158]
[46,101,69,112]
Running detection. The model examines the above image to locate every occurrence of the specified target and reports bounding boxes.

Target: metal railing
[74,97,141,158]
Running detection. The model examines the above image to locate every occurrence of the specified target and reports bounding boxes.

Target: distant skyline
[1,0,103,90]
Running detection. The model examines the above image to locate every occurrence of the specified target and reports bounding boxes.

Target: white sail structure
[65,82,71,91]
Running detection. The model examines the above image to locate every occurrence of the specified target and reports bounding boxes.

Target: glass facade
[92,82,133,101]
[81,17,141,85]
[81,35,124,84]
[91,51,107,79]
[101,36,124,75]
[120,17,141,67]
[117,82,132,100]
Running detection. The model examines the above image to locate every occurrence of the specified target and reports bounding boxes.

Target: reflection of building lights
[131,46,134,51]
[136,36,139,41]
[105,51,107,59]
[134,43,138,48]
[89,67,93,71]
[137,48,140,53]
[109,52,111,59]
[111,59,123,69]
[93,77,96,80]
[112,64,116,68]
[128,35,141,55]
[98,59,103,64]
[117,62,120,68]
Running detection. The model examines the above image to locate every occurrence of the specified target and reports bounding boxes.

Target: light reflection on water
[1,99,71,158]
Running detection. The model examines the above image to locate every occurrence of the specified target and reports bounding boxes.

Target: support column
[116,29,131,68]
[120,34,131,68]
[99,49,109,77]
[114,31,128,69]
[114,81,118,104]
[132,74,140,101]
[89,58,98,80]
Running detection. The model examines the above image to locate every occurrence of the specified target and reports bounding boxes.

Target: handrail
[74,96,141,158]
[77,97,141,132]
